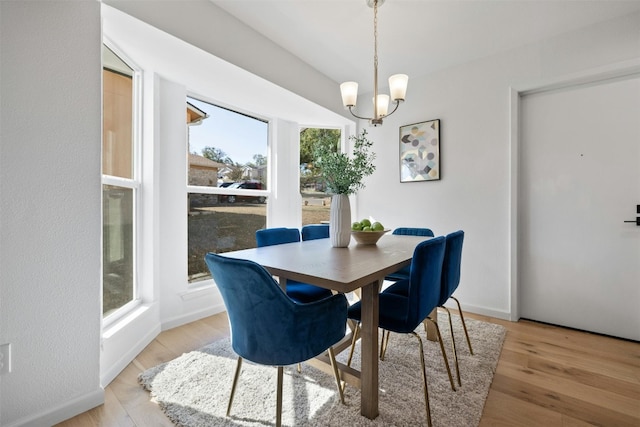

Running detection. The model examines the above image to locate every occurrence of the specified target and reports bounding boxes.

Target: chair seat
[347,291,417,334]
[286,282,333,304]
[384,265,411,282]
[383,278,410,296]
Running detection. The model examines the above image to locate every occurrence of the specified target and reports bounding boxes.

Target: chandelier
[340,0,408,126]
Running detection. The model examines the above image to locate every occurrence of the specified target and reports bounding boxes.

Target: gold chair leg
[451,296,474,355]
[441,306,461,387]
[227,356,243,417]
[343,323,362,394]
[327,347,345,404]
[276,366,284,427]
[346,322,360,367]
[426,317,457,391]
[347,318,358,333]
[380,328,391,361]
[409,332,432,427]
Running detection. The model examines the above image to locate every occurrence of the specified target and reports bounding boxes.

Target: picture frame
[399,119,440,182]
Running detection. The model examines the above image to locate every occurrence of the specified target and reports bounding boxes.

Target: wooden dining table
[219,233,430,420]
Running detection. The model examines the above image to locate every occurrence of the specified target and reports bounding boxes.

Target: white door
[520,75,640,341]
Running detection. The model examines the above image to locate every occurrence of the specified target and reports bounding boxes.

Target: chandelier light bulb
[340,81,359,108]
[373,94,390,117]
[389,74,409,102]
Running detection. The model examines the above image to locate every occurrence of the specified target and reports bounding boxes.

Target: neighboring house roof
[188,153,225,169]
[187,101,208,125]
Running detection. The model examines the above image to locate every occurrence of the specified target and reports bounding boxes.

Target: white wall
[354,11,640,319]
[0,1,103,426]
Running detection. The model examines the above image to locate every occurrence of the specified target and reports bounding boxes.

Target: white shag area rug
[139,313,505,426]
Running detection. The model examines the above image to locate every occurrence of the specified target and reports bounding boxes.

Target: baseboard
[444,301,512,321]
[101,323,160,386]
[161,301,226,331]
[100,297,226,386]
[101,304,162,386]
[4,388,104,427]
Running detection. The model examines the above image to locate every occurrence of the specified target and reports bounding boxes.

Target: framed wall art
[399,119,440,182]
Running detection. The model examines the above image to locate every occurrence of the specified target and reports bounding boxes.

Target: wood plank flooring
[56,311,640,427]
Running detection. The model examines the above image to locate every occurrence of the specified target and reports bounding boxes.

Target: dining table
[219,232,432,420]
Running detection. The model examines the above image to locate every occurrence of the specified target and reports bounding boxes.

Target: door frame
[508,58,640,321]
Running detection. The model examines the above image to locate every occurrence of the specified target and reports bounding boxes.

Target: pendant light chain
[373,0,379,119]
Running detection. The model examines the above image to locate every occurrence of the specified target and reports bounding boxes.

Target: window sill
[180,281,217,301]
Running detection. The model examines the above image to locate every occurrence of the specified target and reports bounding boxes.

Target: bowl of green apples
[351,219,390,245]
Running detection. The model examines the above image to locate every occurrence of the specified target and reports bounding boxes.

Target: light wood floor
[56,311,640,427]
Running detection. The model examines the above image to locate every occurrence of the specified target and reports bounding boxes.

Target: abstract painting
[399,119,440,182]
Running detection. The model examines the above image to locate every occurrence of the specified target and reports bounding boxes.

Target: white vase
[330,194,351,248]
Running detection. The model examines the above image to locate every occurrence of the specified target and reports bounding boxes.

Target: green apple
[361,218,371,227]
[362,226,372,232]
[372,221,384,231]
[351,221,362,231]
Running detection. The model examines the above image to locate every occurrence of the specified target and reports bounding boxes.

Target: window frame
[102,41,143,328]
[185,95,271,285]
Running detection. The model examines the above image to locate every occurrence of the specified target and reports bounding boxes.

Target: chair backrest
[392,227,435,237]
[439,230,464,306]
[204,253,294,364]
[256,227,300,247]
[406,236,446,328]
[205,252,348,366]
[301,224,330,241]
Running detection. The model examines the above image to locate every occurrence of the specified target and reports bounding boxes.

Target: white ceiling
[211,0,640,94]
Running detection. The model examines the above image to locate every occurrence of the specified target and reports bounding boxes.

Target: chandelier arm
[383,100,401,118]
[347,106,374,121]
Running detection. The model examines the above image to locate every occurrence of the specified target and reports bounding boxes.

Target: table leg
[425,307,438,341]
[360,280,379,419]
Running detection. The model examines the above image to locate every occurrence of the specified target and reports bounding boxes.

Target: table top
[220,234,430,293]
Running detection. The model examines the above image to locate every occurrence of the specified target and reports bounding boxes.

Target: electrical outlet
[0,343,11,375]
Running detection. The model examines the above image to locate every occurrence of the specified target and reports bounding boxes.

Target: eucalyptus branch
[313,130,376,195]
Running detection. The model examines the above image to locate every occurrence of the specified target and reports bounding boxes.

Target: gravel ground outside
[187,201,331,280]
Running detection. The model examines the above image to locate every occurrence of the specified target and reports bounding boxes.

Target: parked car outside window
[220,181,266,204]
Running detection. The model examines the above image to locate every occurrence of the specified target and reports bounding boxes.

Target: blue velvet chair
[437,230,472,386]
[204,252,348,427]
[256,227,334,303]
[380,230,469,388]
[345,237,453,427]
[384,227,435,282]
[301,223,330,241]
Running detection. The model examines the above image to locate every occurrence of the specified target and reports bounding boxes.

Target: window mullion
[103,174,139,189]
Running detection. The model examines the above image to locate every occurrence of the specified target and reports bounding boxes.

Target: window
[102,45,140,317]
[186,97,269,282]
[299,128,340,225]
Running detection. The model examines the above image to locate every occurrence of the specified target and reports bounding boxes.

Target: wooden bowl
[351,229,390,245]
